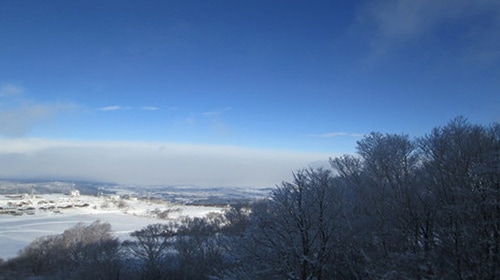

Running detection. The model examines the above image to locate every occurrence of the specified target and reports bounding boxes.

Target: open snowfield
[0,192,225,260]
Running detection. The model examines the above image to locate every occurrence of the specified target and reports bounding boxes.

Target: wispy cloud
[97,105,126,111]
[0,84,24,97]
[201,107,233,137]
[202,107,232,117]
[0,103,78,137]
[202,111,221,117]
[359,0,500,62]
[98,105,160,111]
[140,106,159,111]
[184,116,197,126]
[0,84,78,137]
[308,132,365,138]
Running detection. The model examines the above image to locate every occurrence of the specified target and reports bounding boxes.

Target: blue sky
[0,0,499,186]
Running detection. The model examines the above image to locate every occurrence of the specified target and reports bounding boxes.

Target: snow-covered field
[0,192,226,260]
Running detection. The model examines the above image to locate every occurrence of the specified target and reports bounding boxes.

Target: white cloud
[0,138,330,187]
[308,132,365,138]
[97,105,125,111]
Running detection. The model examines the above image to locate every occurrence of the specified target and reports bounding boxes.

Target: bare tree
[419,117,500,279]
[174,216,223,279]
[240,168,346,280]
[331,132,440,278]
[16,234,64,276]
[61,221,121,280]
[123,223,177,279]
[12,221,121,279]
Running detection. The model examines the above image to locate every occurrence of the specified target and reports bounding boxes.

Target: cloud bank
[0,139,330,187]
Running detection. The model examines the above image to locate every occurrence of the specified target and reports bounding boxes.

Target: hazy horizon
[0,138,330,187]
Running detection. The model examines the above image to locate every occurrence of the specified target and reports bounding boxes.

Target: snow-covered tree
[13,221,120,279]
[237,168,347,279]
[419,117,500,279]
[174,216,223,279]
[122,223,177,279]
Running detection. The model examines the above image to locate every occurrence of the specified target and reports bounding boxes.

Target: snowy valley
[0,180,271,259]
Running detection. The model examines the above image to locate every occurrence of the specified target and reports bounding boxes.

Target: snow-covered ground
[0,192,225,260]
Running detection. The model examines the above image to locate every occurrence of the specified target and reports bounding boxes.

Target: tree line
[1,117,498,279]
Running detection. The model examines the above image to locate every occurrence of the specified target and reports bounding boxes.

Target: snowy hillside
[0,182,270,260]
